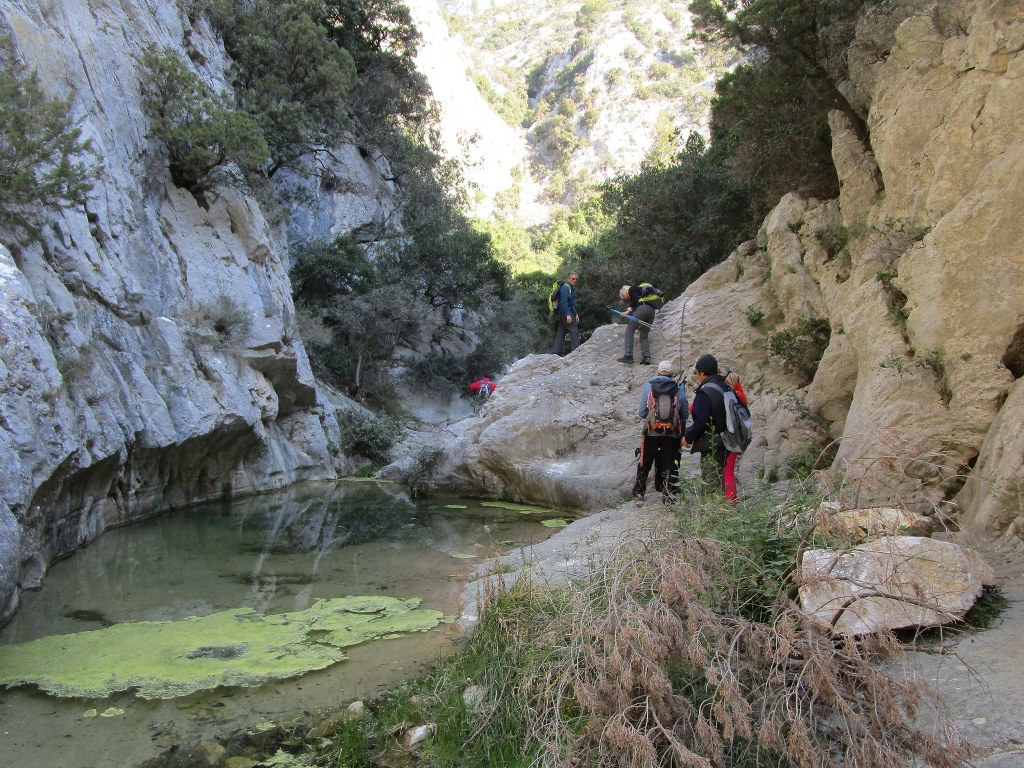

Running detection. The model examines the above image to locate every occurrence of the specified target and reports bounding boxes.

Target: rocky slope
[437,0,725,206]
[427,0,1024,546]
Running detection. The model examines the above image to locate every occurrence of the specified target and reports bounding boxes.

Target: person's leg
[623,321,637,359]
[667,444,681,495]
[634,304,656,362]
[632,435,656,499]
[551,317,567,354]
[568,320,580,351]
[724,451,738,503]
[638,325,651,362]
[653,438,675,496]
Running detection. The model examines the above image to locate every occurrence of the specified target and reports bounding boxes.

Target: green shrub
[181,295,253,349]
[785,441,826,479]
[338,409,403,463]
[767,316,831,383]
[744,305,765,327]
[140,51,269,197]
[0,35,95,238]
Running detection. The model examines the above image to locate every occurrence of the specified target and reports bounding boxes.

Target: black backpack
[703,382,753,453]
[646,378,682,436]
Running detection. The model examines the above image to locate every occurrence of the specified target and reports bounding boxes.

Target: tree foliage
[710,59,838,225]
[690,0,877,148]
[198,0,431,170]
[588,133,749,300]
[0,35,94,238]
[199,1,358,176]
[140,51,269,197]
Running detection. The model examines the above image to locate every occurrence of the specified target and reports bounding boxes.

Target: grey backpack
[703,382,752,453]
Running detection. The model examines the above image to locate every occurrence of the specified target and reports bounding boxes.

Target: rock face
[799,536,995,635]
[0,2,398,621]
[431,0,1024,547]
[438,0,719,204]
[404,0,546,223]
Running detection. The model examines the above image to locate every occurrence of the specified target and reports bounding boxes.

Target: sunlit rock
[799,536,995,634]
[815,501,932,540]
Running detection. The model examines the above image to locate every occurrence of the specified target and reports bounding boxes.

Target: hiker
[550,271,580,355]
[724,368,748,407]
[468,377,496,400]
[633,360,688,502]
[721,368,749,500]
[683,353,739,502]
[617,283,663,365]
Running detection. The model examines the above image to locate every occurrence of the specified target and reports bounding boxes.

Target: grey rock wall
[0,1,398,622]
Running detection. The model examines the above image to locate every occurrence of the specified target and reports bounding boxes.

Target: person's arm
[676,385,689,432]
[684,391,710,445]
[638,383,652,419]
[560,283,573,323]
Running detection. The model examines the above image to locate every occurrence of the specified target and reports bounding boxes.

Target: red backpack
[646,378,681,436]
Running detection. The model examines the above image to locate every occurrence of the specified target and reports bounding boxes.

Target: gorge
[0,0,1022,763]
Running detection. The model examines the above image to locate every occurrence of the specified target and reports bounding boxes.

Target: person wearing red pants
[720,368,748,502]
[683,354,741,502]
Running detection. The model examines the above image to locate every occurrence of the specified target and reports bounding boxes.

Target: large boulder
[799,536,995,634]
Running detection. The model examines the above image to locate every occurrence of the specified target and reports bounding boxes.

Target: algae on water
[480,501,555,515]
[0,596,443,700]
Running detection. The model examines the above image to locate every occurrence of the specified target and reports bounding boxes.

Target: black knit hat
[694,353,718,375]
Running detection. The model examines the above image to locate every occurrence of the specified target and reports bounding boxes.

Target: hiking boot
[641,356,651,365]
[618,355,634,364]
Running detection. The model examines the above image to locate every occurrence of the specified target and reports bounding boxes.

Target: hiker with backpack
[550,271,580,355]
[468,377,496,400]
[617,283,664,365]
[632,360,688,502]
[682,354,752,503]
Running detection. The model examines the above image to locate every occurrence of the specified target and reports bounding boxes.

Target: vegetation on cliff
[0,34,95,241]
[140,0,540,403]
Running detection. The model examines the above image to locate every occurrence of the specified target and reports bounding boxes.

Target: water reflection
[0,480,560,768]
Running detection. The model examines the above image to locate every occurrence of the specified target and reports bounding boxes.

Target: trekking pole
[606,306,655,329]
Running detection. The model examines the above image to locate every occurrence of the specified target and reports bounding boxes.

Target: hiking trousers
[633,432,680,499]
[623,303,656,360]
[698,444,738,503]
[551,315,580,354]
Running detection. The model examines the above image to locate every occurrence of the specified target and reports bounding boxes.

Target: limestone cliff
[429,0,1024,547]
[0,1,400,621]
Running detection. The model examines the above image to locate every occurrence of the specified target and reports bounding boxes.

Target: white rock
[799,536,996,634]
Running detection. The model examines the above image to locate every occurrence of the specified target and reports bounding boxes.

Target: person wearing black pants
[632,360,688,501]
[550,272,580,355]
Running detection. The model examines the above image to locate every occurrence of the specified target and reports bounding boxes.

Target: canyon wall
[0,0,402,621]
[429,0,1024,548]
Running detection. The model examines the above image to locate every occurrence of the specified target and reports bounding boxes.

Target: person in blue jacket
[633,360,688,501]
[550,271,580,355]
